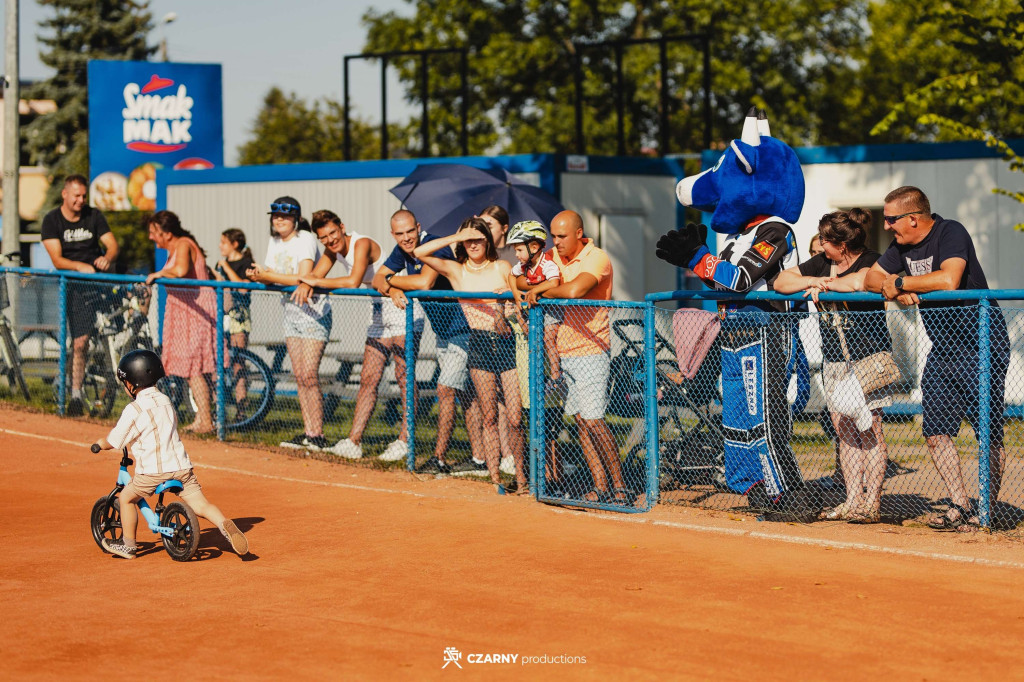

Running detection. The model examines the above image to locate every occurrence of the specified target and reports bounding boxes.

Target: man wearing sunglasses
[865,185,1009,532]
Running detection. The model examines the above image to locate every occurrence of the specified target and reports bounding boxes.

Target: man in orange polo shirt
[523,210,629,504]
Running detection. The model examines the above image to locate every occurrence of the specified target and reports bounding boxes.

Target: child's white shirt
[106,387,192,475]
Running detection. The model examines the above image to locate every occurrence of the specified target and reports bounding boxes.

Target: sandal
[927,503,976,531]
[605,487,637,505]
[847,504,881,524]
[819,502,853,521]
[581,490,604,503]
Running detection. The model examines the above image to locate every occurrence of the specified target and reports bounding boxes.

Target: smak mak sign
[87,60,223,211]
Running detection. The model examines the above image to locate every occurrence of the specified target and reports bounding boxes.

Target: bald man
[372,210,485,475]
[519,210,630,504]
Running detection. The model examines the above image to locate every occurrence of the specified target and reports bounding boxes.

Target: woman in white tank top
[413,216,527,493]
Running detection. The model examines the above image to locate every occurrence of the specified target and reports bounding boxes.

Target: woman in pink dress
[145,210,217,433]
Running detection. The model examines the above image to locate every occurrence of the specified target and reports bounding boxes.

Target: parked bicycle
[55,284,154,418]
[0,274,30,400]
[160,344,275,433]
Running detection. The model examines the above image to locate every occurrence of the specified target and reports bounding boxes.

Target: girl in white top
[296,210,420,462]
[246,196,331,451]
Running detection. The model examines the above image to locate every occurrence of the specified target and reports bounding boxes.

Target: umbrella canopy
[389,163,565,237]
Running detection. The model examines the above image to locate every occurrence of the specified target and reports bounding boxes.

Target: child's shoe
[221,520,249,555]
[102,538,137,560]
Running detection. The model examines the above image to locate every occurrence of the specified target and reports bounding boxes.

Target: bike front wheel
[90,496,122,550]
[0,326,30,400]
[160,501,200,561]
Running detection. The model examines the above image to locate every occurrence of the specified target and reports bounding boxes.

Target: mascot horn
[657,107,819,518]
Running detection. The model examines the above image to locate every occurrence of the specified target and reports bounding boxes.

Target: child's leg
[117,488,142,545]
[181,489,248,555]
[544,323,560,377]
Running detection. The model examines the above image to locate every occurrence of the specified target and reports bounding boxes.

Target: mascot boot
[657,107,819,518]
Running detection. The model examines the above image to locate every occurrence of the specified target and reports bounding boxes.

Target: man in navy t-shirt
[40,174,119,416]
[865,185,1008,531]
[371,209,480,475]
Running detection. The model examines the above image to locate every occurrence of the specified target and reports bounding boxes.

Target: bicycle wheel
[0,321,30,400]
[223,347,275,432]
[160,500,200,561]
[90,496,122,551]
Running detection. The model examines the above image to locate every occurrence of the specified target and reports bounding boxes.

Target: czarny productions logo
[442,647,586,670]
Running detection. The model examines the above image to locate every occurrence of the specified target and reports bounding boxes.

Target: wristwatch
[385,273,395,283]
[894,276,905,291]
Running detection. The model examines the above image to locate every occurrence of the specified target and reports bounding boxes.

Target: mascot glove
[655,223,709,269]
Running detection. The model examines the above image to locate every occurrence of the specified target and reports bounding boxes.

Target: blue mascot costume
[657,107,818,517]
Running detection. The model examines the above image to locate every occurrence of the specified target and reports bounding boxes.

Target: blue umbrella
[389,163,565,236]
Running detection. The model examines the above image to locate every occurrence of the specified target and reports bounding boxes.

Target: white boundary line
[8,426,1022,570]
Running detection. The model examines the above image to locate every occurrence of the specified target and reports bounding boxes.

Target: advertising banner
[87,60,223,211]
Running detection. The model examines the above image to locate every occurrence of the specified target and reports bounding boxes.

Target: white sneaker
[499,455,516,475]
[378,439,409,462]
[328,438,363,459]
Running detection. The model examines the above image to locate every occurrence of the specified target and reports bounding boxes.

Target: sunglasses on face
[269,202,300,214]
[883,210,922,226]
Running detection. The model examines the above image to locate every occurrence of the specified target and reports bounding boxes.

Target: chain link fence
[2,267,1022,529]
[647,291,1024,532]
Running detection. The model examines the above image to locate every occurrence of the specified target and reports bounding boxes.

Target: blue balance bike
[90,445,200,561]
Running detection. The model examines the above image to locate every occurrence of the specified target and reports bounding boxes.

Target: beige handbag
[828,261,901,395]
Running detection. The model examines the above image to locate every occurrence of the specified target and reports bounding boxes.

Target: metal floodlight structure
[343,47,469,161]
[573,34,712,156]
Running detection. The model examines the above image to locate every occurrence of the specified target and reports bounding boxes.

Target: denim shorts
[283,301,332,341]
[436,333,470,390]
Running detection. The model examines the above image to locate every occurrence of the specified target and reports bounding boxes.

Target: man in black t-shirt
[41,174,119,416]
[865,185,1008,531]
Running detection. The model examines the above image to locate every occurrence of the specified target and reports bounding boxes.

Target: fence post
[978,297,992,528]
[404,295,416,472]
[215,282,226,442]
[643,299,659,506]
[528,302,543,496]
[56,275,68,416]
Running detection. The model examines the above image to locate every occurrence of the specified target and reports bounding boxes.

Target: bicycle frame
[104,448,185,539]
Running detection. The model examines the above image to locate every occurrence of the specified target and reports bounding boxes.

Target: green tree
[870,1,1024,228]
[360,0,869,157]
[237,87,407,165]
[24,0,155,210]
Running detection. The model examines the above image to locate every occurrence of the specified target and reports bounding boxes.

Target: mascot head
[676,108,805,234]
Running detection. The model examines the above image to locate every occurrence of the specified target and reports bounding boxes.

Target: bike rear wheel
[160,501,200,561]
[90,496,122,550]
[223,347,275,432]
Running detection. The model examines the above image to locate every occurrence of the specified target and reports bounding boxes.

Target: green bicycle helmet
[506,220,548,246]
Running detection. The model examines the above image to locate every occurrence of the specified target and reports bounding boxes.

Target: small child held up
[506,220,562,383]
[92,349,248,560]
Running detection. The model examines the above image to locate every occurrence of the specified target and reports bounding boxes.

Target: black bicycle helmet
[116,349,166,391]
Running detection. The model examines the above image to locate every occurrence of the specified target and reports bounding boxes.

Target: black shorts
[467,330,516,374]
[922,350,1009,448]
[68,287,102,339]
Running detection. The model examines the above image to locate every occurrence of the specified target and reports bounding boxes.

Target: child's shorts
[124,468,202,500]
[224,306,252,335]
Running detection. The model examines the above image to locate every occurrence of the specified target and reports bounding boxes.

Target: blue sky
[0,0,418,165]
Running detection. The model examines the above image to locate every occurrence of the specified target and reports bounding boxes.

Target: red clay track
[2,404,1023,681]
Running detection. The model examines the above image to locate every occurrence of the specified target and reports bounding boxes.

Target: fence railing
[2,267,1021,530]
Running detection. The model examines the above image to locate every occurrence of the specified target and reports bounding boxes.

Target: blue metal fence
[2,266,1021,528]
